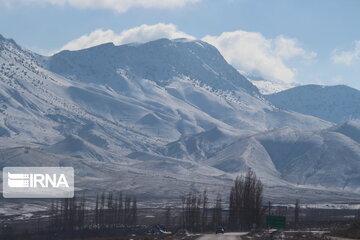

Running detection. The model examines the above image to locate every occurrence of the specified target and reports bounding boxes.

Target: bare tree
[100,192,105,227]
[117,193,123,225]
[95,194,99,226]
[202,189,208,231]
[124,196,131,226]
[183,192,202,232]
[107,192,113,227]
[294,199,300,229]
[212,193,222,227]
[165,204,172,228]
[181,195,186,228]
[228,187,237,229]
[228,169,263,230]
[77,196,86,230]
[131,197,137,226]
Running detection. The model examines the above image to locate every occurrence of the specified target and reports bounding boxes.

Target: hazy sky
[1,0,360,90]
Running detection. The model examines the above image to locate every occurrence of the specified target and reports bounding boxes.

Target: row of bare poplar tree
[47,169,263,233]
[49,192,137,232]
[178,169,263,232]
[228,169,264,230]
[179,190,223,232]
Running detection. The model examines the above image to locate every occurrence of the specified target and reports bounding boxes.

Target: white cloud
[0,0,200,13]
[57,23,195,52]
[202,30,315,86]
[332,41,360,66]
[274,35,316,60]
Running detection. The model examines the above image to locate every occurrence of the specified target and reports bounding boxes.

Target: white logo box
[3,167,74,198]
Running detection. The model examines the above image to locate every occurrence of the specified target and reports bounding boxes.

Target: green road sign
[266,215,286,229]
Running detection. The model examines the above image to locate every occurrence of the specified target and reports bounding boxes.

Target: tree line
[178,169,264,232]
[179,190,223,232]
[1,169,310,239]
[229,169,264,230]
[49,192,137,232]
[44,169,267,233]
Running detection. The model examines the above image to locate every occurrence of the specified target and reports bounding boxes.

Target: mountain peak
[0,33,19,47]
[47,38,259,95]
[276,84,357,93]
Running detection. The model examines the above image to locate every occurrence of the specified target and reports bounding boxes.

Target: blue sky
[1,0,360,91]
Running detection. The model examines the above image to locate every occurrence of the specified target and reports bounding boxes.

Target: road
[196,232,248,240]
[328,237,359,240]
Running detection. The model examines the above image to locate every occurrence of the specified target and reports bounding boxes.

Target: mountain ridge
[46,38,260,95]
[266,84,360,123]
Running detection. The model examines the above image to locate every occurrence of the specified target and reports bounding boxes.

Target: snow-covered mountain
[159,127,251,161]
[2,33,359,209]
[163,121,360,192]
[0,34,166,160]
[46,39,259,95]
[266,84,360,123]
[239,71,297,95]
[250,80,292,95]
[43,38,330,133]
